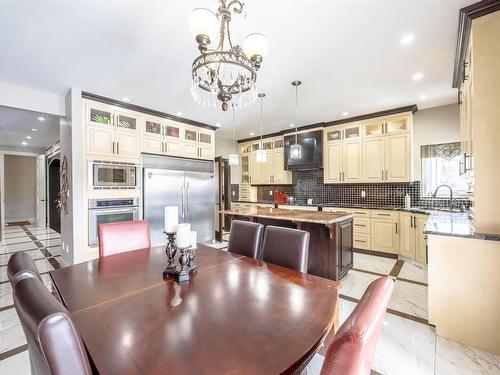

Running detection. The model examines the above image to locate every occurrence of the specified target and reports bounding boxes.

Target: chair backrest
[7,252,43,287]
[227,220,264,259]
[320,276,394,375]
[261,226,310,273]
[98,220,151,258]
[13,277,92,375]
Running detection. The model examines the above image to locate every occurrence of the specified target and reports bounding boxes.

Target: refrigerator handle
[181,182,185,220]
[186,182,190,218]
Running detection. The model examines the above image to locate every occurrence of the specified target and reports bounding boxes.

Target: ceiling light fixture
[289,123,295,127]
[256,93,267,162]
[290,80,303,160]
[21,141,28,145]
[32,128,38,132]
[121,97,130,102]
[177,111,183,116]
[228,104,239,166]
[400,34,415,45]
[342,111,349,116]
[215,122,221,127]
[419,94,428,101]
[412,72,424,81]
[250,132,255,136]
[37,116,46,121]
[26,136,32,139]
[189,1,268,111]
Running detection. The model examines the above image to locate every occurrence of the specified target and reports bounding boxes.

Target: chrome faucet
[432,184,453,211]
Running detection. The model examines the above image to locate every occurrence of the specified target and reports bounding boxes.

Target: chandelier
[189,1,269,111]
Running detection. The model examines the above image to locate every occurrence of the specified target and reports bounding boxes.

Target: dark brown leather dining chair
[13,277,92,375]
[227,220,264,259]
[320,276,394,375]
[7,252,43,287]
[261,226,310,273]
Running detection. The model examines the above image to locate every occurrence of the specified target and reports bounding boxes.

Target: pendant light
[228,104,239,165]
[290,80,303,159]
[256,93,267,162]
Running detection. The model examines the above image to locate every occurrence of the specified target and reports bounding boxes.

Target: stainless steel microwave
[91,162,137,188]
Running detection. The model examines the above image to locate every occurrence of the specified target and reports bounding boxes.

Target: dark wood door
[338,219,353,279]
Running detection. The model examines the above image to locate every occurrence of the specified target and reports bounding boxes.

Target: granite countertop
[224,207,354,225]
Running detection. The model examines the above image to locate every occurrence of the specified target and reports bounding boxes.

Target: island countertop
[224,207,354,225]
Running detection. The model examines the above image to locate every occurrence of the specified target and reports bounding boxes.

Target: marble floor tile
[0,259,53,283]
[31,233,61,241]
[1,236,32,245]
[353,252,397,275]
[0,350,30,375]
[0,273,53,308]
[0,308,26,354]
[435,337,500,375]
[398,260,428,284]
[0,242,39,254]
[340,270,380,300]
[38,239,61,248]
[388,280,428,320]
[2,232,30,240]
[0,249,45,265]
[1,227,25,233]
[27,227,57,234]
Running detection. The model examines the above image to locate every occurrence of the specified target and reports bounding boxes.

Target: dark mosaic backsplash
[253,169,471,209]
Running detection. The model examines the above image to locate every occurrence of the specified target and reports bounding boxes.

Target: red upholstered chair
[320,276,394,375]
[98,220,151,258]
[13,277,92,375]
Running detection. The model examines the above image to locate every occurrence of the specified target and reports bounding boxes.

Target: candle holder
[163,231,177,269]
[187,246,197,273]
[163,245,191,282]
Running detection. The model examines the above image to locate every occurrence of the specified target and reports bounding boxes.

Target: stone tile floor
[1,228,499,374]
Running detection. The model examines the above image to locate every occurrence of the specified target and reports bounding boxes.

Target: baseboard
[353,248,399,259]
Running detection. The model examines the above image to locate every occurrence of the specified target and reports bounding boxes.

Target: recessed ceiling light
[177,111,183,116]
[400,34,415,45]
[215,123,221,127]
[342,111,349,116]
[31,128,38,132]
[250,132,255,136]
[26,136,32,139]
[412,72,424,81]
[37,116,45,121]
[289,123,295,127]
[419,94,428,101]
[121,97,130,102]
[21,141,27,145]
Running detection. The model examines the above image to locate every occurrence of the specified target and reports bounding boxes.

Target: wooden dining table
[50,245,340,375]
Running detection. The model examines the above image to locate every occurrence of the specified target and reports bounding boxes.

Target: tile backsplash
[254,169,471,209]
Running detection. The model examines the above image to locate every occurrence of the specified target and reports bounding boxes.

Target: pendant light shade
[290,80,303,160]
[256,93,267,163]
[228,104,239,166]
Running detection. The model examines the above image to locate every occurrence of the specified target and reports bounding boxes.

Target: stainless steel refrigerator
[143,155,215,247]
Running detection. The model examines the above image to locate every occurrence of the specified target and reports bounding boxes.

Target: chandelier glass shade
[190,0,268,111]
[290,80,303,160]
[256,93,267,163]
[228,104,239,166]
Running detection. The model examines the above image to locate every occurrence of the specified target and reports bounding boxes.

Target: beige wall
[4,155,36,221]
[215,133,240,185]
[412,104,460,180]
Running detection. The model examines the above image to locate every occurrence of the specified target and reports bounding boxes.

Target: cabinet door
[86,102,113,127]
[272,150,285,183]
[260,156,272,184]
[115,110,139,132]
[165,140,182,156]
[115,130,139,161]
[199,146,213,160]
[363,137,384,181]
[342,140,362,182]
[338,219,353,279]
[143,119,163,138]
[87,126,114,157]
[241,155,250,184]
[415,216,428,264]
[385,133,410,182]
[371,219,399,254]
[400,213,415,259]
[250,153,261,184]
[183,143,199,159]
[143,135,163,155]
[325,143,342,183]
[385,116,409,134]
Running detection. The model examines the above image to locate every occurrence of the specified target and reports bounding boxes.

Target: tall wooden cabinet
[324,124,363,183]
[400,212,429,263]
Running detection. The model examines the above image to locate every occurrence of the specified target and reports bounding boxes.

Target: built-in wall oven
[90,161,137,188]
[88,198,139,247]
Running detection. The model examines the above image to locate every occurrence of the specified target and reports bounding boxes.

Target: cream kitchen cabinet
[363,137,384,181]
[142,117,183,157]
[371,217,399,254]
[324,124,362,184]
[400,212,429,263]
[244,138,291,185]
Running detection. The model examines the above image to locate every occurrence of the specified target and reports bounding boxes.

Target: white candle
[190,231,197,248]
[164,206,178,233]
[176,223,191,248]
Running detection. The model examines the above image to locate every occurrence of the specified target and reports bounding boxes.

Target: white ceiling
[0,0,472,138]
[0,106,59,153]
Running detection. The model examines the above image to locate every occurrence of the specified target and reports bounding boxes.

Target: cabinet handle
[354,212,366,215]
[355,239,367,243]
[377,213,391,216]
[117,142,119,154]
[458,90,462,106]
[381,170,384,180]
[354,224,366,227]
[162,142,164,153]
[342,171,345,181]
[112,141,115,154]
[339,172,342,181]
[395,222,398,234]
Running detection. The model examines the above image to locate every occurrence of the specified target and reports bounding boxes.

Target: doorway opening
[48,158,60,233]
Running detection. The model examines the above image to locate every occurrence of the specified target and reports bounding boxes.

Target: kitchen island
[224,207,354,281]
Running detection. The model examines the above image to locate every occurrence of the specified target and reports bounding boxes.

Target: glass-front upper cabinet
[184,128,198,142]
[344,125,361,139]
[364,121,385,137]
[165,124,180,138]
[274,139,284,148]
[262,140,273,150]
[386,117,409,134]
[87,102,113,127]
[115,111,138,131]
[241,155,250,183]
[251,143,260,152]
[199,132,212,145]
[144,119,162,136]
[241,143,251,154]
[325,128,342,142]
